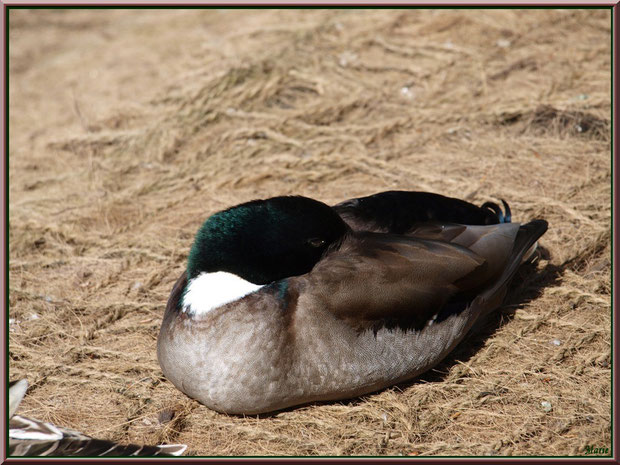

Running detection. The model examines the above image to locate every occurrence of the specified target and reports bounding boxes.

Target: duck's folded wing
[405,223,523,280]
[304,227,518,332]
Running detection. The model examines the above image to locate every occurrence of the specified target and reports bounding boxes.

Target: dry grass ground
[8,9,611,456]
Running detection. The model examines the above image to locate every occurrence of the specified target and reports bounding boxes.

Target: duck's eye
[307,238,326,248]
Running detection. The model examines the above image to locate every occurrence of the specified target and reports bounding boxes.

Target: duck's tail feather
[477,219,548,314]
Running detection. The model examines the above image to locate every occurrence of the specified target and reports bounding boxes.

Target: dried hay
[9,9,611,456]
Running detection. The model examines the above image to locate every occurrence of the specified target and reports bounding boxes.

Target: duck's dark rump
[333,191,510,234]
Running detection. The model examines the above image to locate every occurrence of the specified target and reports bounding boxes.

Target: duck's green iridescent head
[187,196,350,284]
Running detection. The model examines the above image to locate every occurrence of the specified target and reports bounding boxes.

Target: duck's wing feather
[9,378,187,457]
[9,415,187,457]
[302,222,537,332]
[9,379,29,418]
[333,191,508,233]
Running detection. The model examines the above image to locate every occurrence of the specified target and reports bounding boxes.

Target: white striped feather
[9,380,188,457]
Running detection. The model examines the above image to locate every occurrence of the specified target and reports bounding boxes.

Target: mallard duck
[9,379,187,457]
[158,190,547,414]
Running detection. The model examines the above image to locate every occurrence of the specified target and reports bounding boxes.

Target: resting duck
[158,190,547,414]
[9,379,187,457]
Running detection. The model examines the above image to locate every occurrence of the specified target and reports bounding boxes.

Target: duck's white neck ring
[181,271,264,316]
